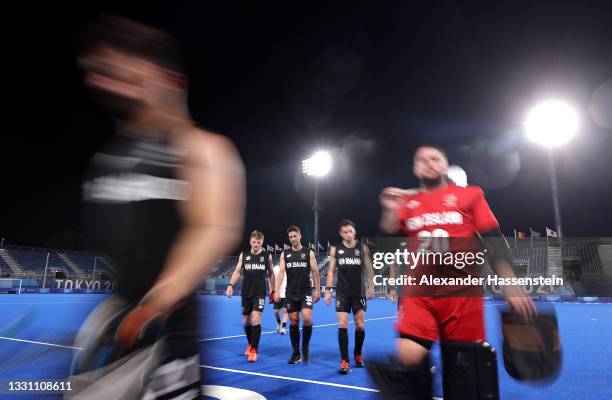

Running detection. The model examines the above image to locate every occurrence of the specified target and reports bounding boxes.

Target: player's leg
[273,302,282,332]
[300,295,314,363]
[437,297,498,400]
[335,295,351,374]
[352,297,367,367]
[248,311,262,362]
[280,299,288,334]
[366,296,436,399]
[287,298,302,364]
[248,296,265,362]
[242,296,253,356]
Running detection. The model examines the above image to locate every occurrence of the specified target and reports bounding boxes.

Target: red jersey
[397,184,499,238]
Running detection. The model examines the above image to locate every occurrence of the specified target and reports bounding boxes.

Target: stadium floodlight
[302,150,332,255]
[524,100,578,239]
[525,100,578,147]
[302,151,332,177]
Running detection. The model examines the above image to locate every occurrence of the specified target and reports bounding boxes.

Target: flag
[275,244,282,252]
[267,244,274,253]
[530,228,540,237]
[517,231,526,239]
[283,243,290,251]
[318,242,325,251]
[546,227,558,238]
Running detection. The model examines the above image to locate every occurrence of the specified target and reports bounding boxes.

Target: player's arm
[310,250,321,303]
[325,246,337,305]
[114,132,245,349]
[379,187,420,234]
[274,252,286,303]
[144,132,245,312]
[362,243,375,300]
[388,260,397,302]
[472,187,535,318]
[226,252,243,297]
[267,254,276,302]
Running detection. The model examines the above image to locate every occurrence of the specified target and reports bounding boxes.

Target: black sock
[251,324,261,351]
[289,325,300,354]
[338,328,349,361]
[244,324,252,345]
[302,324,313,354]
[276,315,281,324]
[355,328,365,356]
[282,322,287,328]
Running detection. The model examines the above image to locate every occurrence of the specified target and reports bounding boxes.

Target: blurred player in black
[325,219,374,374]
[226,230,275,362]
[274,226,320,364]
[78,15,245,399]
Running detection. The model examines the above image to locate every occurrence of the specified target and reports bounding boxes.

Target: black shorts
[147,295,202,399]
[242,294,265,315]
[335,295,367,313]
[274,298,287,310]
[285,293,313,313]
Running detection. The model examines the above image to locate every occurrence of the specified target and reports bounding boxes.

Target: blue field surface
[0,294,611,399]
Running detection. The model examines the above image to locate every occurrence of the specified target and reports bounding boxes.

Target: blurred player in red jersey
[370,144,535,400]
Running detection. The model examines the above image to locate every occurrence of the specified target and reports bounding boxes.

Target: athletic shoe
[339,360,351,375]
[248,348,257,363]
[276,323,281,333]
[288,352,302,364]
[354,354,365,368]
[279,327,286,335]
[244,344,252,356]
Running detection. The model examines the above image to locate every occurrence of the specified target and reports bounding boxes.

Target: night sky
[3,1,612,250]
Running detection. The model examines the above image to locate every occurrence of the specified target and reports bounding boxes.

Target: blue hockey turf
[0,294,611,399]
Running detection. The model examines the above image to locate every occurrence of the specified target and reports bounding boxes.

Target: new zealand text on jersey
[338,257,361,266]
[286,261,308,269]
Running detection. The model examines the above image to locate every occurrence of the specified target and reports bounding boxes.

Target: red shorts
[396,296,485,343]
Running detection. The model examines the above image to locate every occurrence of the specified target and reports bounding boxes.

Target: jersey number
[417,229,450,252]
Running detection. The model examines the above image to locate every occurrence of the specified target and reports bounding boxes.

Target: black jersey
[335,241,365,297]
[283,246,312,296]
[241,250,269,297]
[82,134,189,301]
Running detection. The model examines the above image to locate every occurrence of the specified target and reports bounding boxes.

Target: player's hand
[366,287,374,300]
[505,295,536,319]
[269,291,276,304]
[388,289,397,303]
[504,286,536,319]
[226,285,233,298]
[273,291,280,303]
[313,291,321,303]
[114,303,165,352]
[325,290,331,305]
[380,187,405,211]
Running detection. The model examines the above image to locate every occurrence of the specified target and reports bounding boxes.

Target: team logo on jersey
[286,254,292,258]
[338,249,345,255]
[443,194,458,208]
[301,253,306,259]
[406,200,420,209]
[260,256,264,262]
[245,256,251,261]
[355,249,360,256]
